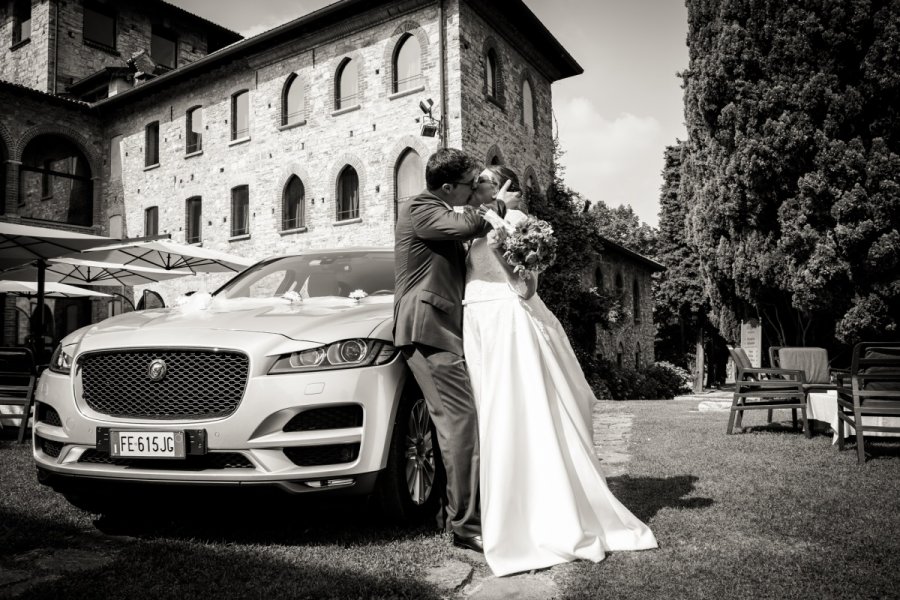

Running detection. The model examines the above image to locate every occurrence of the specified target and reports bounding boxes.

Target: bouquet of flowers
[483,210,558,276]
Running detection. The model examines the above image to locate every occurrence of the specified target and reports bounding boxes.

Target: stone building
[592,236,665,370]
[0,0,663,370]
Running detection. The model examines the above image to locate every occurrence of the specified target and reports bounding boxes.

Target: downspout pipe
[438,0,448,148]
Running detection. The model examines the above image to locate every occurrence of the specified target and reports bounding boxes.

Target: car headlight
[49,344,74,374]
[268,339,398,374]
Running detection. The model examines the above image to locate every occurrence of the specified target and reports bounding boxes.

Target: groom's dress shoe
[453,533,484,553]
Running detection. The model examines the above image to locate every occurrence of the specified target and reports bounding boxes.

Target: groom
[393,148,505,552]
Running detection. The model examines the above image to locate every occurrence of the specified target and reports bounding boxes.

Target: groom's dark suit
[394,190,503,538]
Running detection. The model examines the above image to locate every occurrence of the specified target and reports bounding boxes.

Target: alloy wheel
[404,398,435,505]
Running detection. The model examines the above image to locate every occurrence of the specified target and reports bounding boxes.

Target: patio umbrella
[0,222,114,357]
[3,257,194,287]
[79,238,254,274]
[0,280,112,298]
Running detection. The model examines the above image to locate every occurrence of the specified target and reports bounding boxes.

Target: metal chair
[836,342,900,464]
[0,347,37,443]
[727,346,810,437]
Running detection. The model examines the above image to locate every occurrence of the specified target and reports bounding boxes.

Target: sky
[171,0,689,227]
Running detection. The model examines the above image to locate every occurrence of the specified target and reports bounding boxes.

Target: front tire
[375,389,445,524]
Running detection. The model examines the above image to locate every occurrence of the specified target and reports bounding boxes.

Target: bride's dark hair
[487,165,521,193]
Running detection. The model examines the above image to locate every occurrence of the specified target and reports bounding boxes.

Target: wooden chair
[836,342,900,464]
[727,346,810,437]
[0,347,37,444]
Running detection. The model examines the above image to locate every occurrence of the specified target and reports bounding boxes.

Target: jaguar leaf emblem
[147,359,168,382]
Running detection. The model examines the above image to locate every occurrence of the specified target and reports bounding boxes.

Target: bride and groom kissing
[393,148,657,577]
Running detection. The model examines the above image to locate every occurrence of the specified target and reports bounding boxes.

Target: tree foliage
[591,203,659,258]
[682,0,900,347]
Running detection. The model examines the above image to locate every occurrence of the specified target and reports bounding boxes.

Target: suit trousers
[403,343,481,537]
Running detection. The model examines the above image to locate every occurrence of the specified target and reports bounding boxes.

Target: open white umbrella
[0,280,112,298]
[0,222,114,356]
[4,257,194,287]
[79,238,253,274]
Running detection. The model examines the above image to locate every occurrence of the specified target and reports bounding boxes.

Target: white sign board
[740,319,763,368]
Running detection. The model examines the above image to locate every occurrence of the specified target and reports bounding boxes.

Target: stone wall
[591,251,658,369]
[104,1,465,303]
[54,0,210,94]
[457,1,554,191]
[0,0,51,91]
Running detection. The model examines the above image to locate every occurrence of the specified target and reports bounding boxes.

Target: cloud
[555,97,665,227]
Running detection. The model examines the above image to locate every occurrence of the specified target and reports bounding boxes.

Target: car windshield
[215,251,395,300]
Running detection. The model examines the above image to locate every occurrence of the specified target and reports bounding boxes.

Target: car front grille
[79,350,249,420]
[37,436,63,458]
[283,443,360,467]
[283,405,363,432]
[78,450,254,470]
[36,402,62,427]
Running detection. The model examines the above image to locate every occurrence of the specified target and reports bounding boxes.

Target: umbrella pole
[34,259,46,361]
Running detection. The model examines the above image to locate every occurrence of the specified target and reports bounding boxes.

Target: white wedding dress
[463,210,658,577]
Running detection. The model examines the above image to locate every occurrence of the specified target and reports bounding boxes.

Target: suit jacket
[393,190,504,355]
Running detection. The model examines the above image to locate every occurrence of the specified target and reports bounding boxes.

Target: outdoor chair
[767,346,839,423]
[836,342,900,464]
[726,345,810,437]
[0,347,37,444]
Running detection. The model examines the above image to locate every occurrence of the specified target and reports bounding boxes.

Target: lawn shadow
[606,474,713,522]
[11,530,445,600]
[90,487,437,547]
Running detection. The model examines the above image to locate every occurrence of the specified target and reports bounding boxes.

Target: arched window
[617,343,625,369]
[485,48,498,99]
[282,175,305,230]
[395,149,423,221]
[337,166,359,221]
[525,171,536,191]
[594,267,604,290]
[336,58,359,110]
[522,79,535,132]
[393,34,422,93]
[20,134,93,226]
[231,90,249,140]
[490,154,501,166]
[186,106,202,153]
[282,74,304,126]
[635,343,642,368]
[633,279,642,323]
[615,272,624,295]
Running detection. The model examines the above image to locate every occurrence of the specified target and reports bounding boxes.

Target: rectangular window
[185,197,202,243]
[109,135,123,182]
[12,0,31,45]
[145,121,159,167]
[186,107,202,153]
[231,185,249,237]
[231,91,249,140]
[151,27,177,69]
[83,3,117,49]
[144,206,159,237]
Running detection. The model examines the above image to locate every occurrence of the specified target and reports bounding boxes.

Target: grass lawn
[2,400,899,599]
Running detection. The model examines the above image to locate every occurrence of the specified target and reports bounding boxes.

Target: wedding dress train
[463,211,657,576]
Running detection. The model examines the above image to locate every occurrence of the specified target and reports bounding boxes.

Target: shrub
[592,360,691,400]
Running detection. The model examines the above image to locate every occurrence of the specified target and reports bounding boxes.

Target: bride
[463,165,658,577]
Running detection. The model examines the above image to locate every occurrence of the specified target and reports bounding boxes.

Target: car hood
[80,295,394,345]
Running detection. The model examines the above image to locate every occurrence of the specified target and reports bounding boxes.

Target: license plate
[110,430,186,459]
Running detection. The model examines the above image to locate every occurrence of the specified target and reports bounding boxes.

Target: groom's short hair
[425,148,480,190]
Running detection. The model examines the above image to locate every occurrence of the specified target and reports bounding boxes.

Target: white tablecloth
[806,390,900,444]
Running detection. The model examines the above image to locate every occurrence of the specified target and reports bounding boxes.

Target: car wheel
[375,390,445,524]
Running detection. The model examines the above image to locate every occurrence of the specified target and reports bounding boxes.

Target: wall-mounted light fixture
[419,98,440,138]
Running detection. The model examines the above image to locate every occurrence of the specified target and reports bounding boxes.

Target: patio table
[807,390,900,444]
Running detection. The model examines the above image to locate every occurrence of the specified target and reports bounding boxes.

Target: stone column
[5,159,21,216]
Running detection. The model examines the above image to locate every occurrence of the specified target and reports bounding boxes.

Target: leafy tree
[655,141,728,383]
[530,140,615,371]
[591,203,659,258]
[682,0,900,349]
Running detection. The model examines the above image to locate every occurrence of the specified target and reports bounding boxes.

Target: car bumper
[33,355,407,495]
